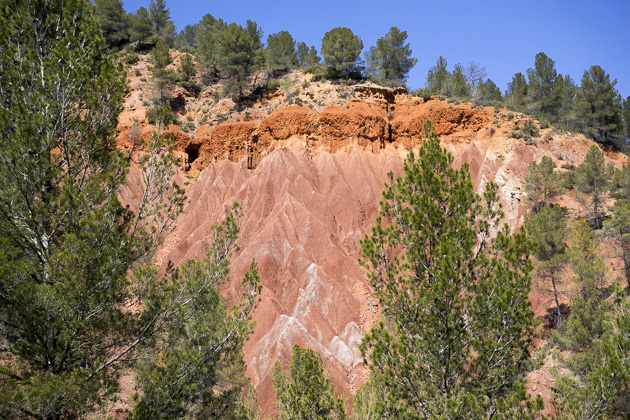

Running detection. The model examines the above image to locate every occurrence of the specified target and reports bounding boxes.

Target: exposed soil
[115,52,627,417]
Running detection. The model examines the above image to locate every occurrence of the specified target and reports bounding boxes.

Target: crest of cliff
[116,52,627,417]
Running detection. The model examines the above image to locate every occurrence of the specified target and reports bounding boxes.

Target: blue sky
[123,0,630,98]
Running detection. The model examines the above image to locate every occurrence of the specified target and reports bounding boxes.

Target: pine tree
[265,30,298,74]
[149,0,174,42]
[352,371,404,419]
[622,96,630,140]
[557,74,577,130]
[296,42,320,72]
[194,13,226,79]
[575,145,613,229]
[179,53,196,82]
[130,206,261,420]
[214,21,263,100]
[568,218,607,293]
[527,52,561,120]
[603,201,630,288]
[148,39,174,104]
[0,0,181,417]
[175,24,197,52]
[360,120,539,419]
[426,55,449,94]
[129,6,153,44]
[364,26,417,86]
[575,65,623,147]
[611,161,630,202]
[321,27,363,77]
[526,204,568,324]
[449,63,469,98]
[552,289,630,419]
[475,78,502,104]
[273,345,346,420]
[94,0,129,48]
[524,156,564,209]
[506,72,528,109]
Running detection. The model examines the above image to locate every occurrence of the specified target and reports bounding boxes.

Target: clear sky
[123,0,630,98]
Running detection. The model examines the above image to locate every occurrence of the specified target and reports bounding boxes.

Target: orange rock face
[119,91,626,417]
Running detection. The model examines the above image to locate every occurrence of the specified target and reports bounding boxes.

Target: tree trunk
[551,270,562,324]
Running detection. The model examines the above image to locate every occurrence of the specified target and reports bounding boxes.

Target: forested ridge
[94,0,629,151]
[1,0,630,419]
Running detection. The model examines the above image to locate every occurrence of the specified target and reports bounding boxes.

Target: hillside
[117,52,627,417]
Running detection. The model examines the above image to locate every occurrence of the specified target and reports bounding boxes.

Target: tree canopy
[0,0,155,417]
[273,345,346,420]
[365,26,417,85]
[265,30,298,74]
[360,120,539,419]
[575,65,623,147]
[321,27,363,77]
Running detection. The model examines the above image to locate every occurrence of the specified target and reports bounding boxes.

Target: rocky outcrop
[118,86,628,417]
[161,96,492,174]
[157,119,626,416]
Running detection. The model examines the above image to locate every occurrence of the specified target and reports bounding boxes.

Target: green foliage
[194,13,226,74]
[552,294,610,352]
[568,218,607,292]
[449,63,470,97]
[146,102,178,125]
[360,120,539,418]
[623,96,630,139]
[149,0,175,46]
[603,201,630,288]
[129,6,153,44]
[506,72,528,109]
[556,74,577,130]
[131,205,261,420]
[265,30,298,73]
[475,78,503,104]
[94,0,129,48]
[511,118,540,141]
[365,26,417,86]
[150,38,173,69]
[272,345,346,420]
[426,55,449,94]
[575,65,623,147]
[552,290,630,419]
[149,39,175,104]
[527,52,561,120]
[611,161,630,202]
[215,21,264,100]
[175,24,197,51]
[124,50,140,64]
[321,27,363,77]
[352,371,408,419]
[524,156,564,208]
[297,41,321,72]
[528,204,567,262]
[574,145,613,229]
[0,1,181,417]
[526,204,567,323]
[179,53,196,81]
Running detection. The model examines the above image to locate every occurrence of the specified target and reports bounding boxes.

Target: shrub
[266,78,280,91]
[511,119,540,141]
[123,51,139,65]
[146,104,178,126]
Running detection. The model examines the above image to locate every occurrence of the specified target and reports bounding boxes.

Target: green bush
[123,51,139,65]
[177,80,201,96]
[266,78,280,91]
[146,103,178,125]
[511,119,540,140]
